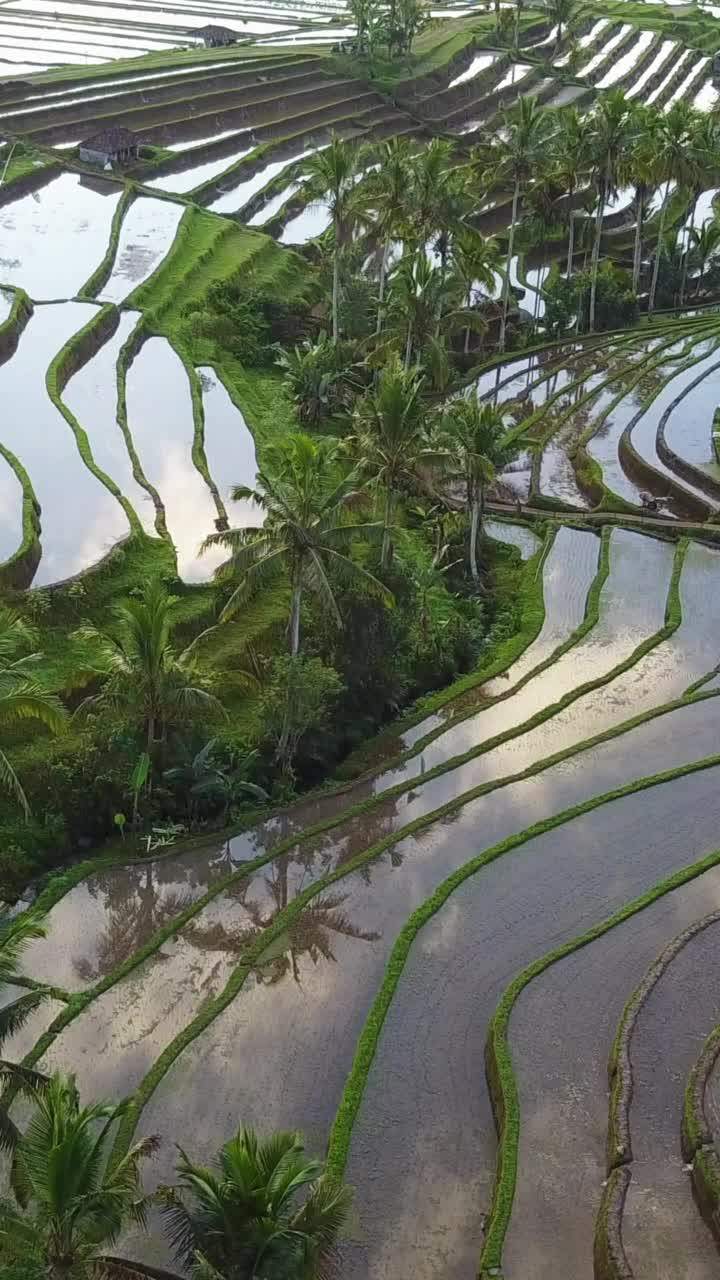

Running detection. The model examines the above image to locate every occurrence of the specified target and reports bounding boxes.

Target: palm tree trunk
[381,484,395,569]
[696,260,706,298]
[464,285,472,354]
[332,216,340,341]
[589,183,606,334]
[566,206,576,280]
[146,713,155,757]
[648,179,671,315]
[632,190,644,293]
[404,320,413,369]
[679,193,698,307]
[376,239,389,334]
[289,580,302,656]
[469,495,480,583]
[500,180,520,353]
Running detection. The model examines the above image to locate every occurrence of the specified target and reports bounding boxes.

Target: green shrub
[545,261,638,334]
[183,276,310,365]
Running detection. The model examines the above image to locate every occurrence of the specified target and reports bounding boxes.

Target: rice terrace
[4,0,720,1276]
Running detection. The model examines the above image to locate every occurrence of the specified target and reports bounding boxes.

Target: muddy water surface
[125,336,226,581]
[342,759,720,1280]
[661,357,720,485]
[374,528,673,792]
[505,875,720,1280]
[62,309,157,534]
[0,302,129,584]
[622,920,720,1279]
[401,526,598,750]
[630,345,720,513]
[0,172,120,299]
[0,446,23,565]
[99,197,184,305]
[280,201,329,244]
[147,144,254,195]
[22,846,229,991]
[131,691,720,1205]
[484,519,539,560]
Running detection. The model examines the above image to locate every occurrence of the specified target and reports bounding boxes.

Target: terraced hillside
[3,2,720,1278]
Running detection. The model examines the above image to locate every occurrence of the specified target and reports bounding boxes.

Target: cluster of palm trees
[296,91,720,362]
[0,913,350,1280]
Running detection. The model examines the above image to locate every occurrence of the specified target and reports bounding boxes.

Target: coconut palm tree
[486,97,554,350]
[587,89,632,331]
[0,910,48,1155]
[617,101,659,294]
[545,0,576,51]
[452,228,500,354]
[350,355,445,568]
[359,136,413,333]
[551,105,593,280]
[203,433,390,655]
[74,579,226,760]
[440,397,517,583]
[0,1074,158,1278]
[386,250,483,368]
[407,138,458,257]
[0,609,65,816]
[647,101,698,314]
[679,113,719,305]
[303,135,361,341]
[689,218,720,296]
[159,1125,352,1280]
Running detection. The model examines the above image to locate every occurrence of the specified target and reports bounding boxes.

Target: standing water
[0,172,120,300]
[0,302,129,584]
[124,336,226,582]
[99,197,184,304]
[198,367,261,523]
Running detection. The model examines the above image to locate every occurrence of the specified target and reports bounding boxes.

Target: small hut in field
[79,126,140,168]
[195,23,239,47]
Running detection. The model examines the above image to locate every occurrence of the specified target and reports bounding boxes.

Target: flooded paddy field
[3,8,720,1274]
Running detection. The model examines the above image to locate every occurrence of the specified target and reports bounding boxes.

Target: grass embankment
[0,287,41,590]
[131,203,317,460]
[78,187,135,300]
[24,687,720,1159]
[46,305,143,536]
[338,526,554,778]
[479,837,720,1276]
[8,523,678,915]
[102,710,720,1169]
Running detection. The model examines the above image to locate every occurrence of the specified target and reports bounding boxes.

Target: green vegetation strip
[14,528,687,968]
[115,314,167,539]
[683,1023,720,1158]
[77,186,135,300]
[338,528,555,778]
[46,305,142,535]
[479,839,720,1276]
[606,910,720,1170]
[0,287,40,587]
[101,721,717,1172]
[343,522,677,792]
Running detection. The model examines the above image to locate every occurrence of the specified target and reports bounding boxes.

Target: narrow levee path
[502,880,720,1279]
[620,919,720,1278]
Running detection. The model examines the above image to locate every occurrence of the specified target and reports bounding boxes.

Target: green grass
[78,186,135,300]
[45,305,142,537]
[14,528,690,925]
